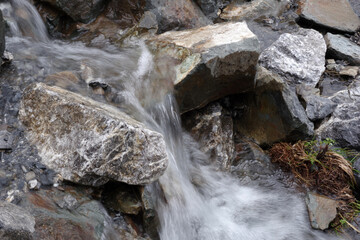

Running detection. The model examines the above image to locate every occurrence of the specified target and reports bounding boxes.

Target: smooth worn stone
[19,83,168,186]
[232,66,314,146]
[39,0,107,23]
[147,0,211,33]
[148,21,260,113]
[305,192,337,230]
[339,66,359,78]
[325,33,360,65]
[220,0,289,21]
[182,102,234,171]
[0,201,35,240]
[298,0,360,33]
[319,75,350,98]
[259,28,326,87]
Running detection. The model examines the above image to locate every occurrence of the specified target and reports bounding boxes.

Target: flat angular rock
[19,83,168,186]
[325,33,360,65]
[305,192,337,230]
[0,201,35,240]
[148,21,260,113]
[298,0,360,33]
[259,28,326,87]
[220,0,289,21]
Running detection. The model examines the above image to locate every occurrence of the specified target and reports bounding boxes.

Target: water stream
[1,1,345,239]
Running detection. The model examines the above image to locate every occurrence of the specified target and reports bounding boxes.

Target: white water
[3,1,345,239]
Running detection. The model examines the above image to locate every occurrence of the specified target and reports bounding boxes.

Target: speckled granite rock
[19,83,168,186]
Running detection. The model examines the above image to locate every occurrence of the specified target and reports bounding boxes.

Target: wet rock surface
[38,0,107,23]
[0,201,35,240]
[182,102,234,170]
[148,21,260,113]
[298,0,360,33]
[259,28,326,87]
[305,192,338,230]
[19,83,168,186]
[325,33,360,65]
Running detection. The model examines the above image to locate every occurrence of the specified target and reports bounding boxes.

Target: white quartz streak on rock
[19,83,168,186]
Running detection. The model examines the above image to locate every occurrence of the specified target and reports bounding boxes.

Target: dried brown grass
[269,141,357,224]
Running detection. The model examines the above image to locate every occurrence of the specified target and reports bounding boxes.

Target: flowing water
[1,1,345,239]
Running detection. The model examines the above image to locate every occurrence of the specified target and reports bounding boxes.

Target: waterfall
[2,1,345,240]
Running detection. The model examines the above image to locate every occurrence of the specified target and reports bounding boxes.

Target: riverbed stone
[232,66,314,146]
[39,0,107,23]
[298,0,360,33]
[339,66,359,78]
[19,83,168,186]
[220,0,289,21]
[325,33,360,65]
[0,201,35,240]
[148,21,260,113]
[182,102,234,171]
[147,0,211,33]
[305,192,337,230]
[259,28,326,87]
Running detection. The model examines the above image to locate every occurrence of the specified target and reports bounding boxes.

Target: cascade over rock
[19,83,168,186]
[148,21,260,113]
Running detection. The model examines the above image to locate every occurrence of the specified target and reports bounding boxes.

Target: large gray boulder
[298,0,360,33]
[259,28,326,87]
[0,201,35,240]
[19,83,168,186]
[148,21,260,113]
[233,66,314,146]
[39,0,107,23]
[325,33,360,65]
